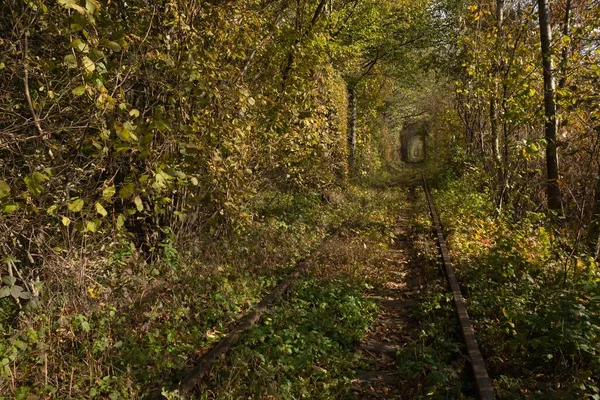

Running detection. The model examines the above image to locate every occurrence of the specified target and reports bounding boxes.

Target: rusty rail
[179,258,312,394]
[422,176,495,400]
[177,224,344,396]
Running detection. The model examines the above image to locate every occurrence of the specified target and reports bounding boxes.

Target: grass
[0,184,358,398]
[0,172,412,399]
[1,166,484,400]
[189,177,412,399]
[429,169,600,399]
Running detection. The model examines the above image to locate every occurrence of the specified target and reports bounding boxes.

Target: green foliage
[433,171,600,398]
[0,2,366,385]
[0,0,355,280]
[204,277,377,399]
[0,0,457,397]
[0,182,360,397]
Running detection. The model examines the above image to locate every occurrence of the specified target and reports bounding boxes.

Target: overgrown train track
[422,175,495,400]
[169,216,355,397]
[164,177,495,399]
[177,239,331,395]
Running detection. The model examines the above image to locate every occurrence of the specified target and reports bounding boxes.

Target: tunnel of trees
[401,121,427,163]
[1,0,600,398]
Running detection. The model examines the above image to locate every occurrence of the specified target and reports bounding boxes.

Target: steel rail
[176,223,345,396]
[422,175,495,400]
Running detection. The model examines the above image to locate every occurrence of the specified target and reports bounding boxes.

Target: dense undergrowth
[187,176,411,399]
[0,0,445,396]
[0,2,436,395]
[427,169,600,399]
[0,186,355,398]
[3,0,598,398]
[0,178,416,399]
[194,278,376,399]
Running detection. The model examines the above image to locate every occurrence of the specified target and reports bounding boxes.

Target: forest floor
[194,167,471,399]
[350,185,427,399]
[2,167,472,399]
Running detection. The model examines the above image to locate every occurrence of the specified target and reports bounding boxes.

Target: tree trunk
[558,0,571,92]
[537,0,562,213]
[490,97,500,163]
[588,165,600,258]
[348,86,357,170]
[489,0,504,166]
[587,127,600,257]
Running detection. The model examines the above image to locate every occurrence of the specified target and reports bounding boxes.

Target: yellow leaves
[116,214,125,229]
[72,85,86,96]
[3,204,18,214]
[114,121,138,142]
[107,41,122,52]
[64,53,95,74]
[119,183,135,198]
[64,54,78,69]
[0,180,10,198]
[85,0,100,14]
[61,216,71,226]
[82,56,95,73]
[24,171,49,197]
[86,220,98,233]
[58,0,86,15]
[95,202,107,217]
[152,169,175,191]
[58,0,100,15]
[71,39,89,53]
[133,196,144,212]
[95,92,116,110]
[68,198,84,212]
[87,285,100,298]
[102,185,116,201]
[521,140,542,160]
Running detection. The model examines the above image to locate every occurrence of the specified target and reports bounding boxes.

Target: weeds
[431,170,600,398]
[0,188,359,398]
[202,278,377,399]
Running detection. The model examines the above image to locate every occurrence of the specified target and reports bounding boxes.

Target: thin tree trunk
[558,0,571,91]
[348,86,357,170]
[537,0,562,212]
[588,173,600,257]
[489,0,504,166]
[280,0,327,91]
[490,97,500,163]
[587,127,600,257]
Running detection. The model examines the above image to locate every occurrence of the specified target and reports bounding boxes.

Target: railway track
[167,177,495,399]
[422,175,495,400]
[174,221,349,397]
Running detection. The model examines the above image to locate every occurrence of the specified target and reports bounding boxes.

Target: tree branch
[22,35,44,138]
